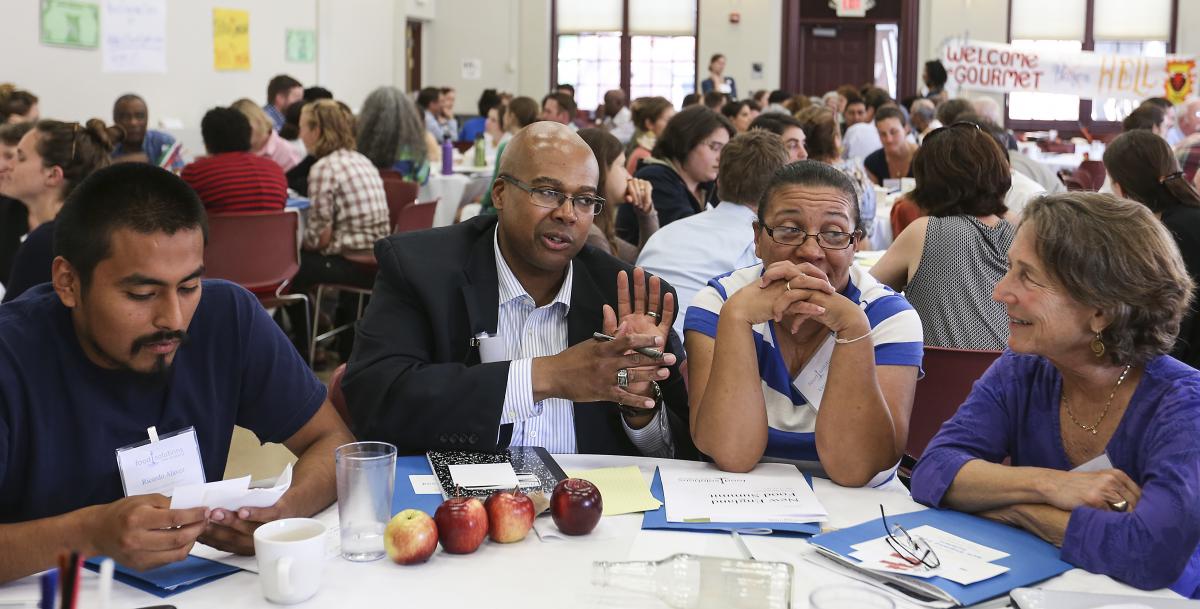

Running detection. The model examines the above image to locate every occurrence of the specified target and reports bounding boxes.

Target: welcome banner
[941,39,1196,104]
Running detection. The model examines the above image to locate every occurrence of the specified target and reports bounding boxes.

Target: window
[555,0,697,111]
[1007,0,1175,129]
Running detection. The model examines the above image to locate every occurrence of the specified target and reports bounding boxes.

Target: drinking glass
[335,441,396,561]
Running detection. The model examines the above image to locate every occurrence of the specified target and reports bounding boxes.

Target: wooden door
[406,20,422,93]
[801,24,875,95]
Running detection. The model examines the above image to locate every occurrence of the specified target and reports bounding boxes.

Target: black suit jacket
[343,215,695,458]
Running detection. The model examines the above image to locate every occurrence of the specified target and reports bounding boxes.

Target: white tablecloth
[0,455,1182,609]
[421,173,493,227]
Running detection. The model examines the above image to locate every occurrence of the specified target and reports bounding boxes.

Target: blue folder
[84,556,240,598]
[810,508,1073,606]
[640,467,821,536]
[390,454,444,517]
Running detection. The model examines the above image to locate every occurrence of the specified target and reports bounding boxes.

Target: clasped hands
[538,268,675,420]
[726,261,865,336]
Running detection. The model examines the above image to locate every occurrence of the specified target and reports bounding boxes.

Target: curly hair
[356,86,427,169]
[1021,192,1194,365]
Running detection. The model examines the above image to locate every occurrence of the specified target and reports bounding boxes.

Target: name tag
[478,333,507,363]
[794,334,836,410]
[115,426,206,497]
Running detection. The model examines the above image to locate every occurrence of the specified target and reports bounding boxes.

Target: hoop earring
[1090,333,1106,358]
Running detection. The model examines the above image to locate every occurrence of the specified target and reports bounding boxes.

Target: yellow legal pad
[564,466,663,516]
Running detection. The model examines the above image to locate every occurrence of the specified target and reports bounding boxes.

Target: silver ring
[616,368,630,389]
[647,311,660,320]
[1108,499,1129,512]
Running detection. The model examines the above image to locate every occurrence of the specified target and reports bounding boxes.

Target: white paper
[794,334,836,409]
[849,526,1011,586]
[460,58,482,80]
[409,474,442,495]
[659,463,827,524]
[116,427,205,497]
[448,462,519,490]
[170,463,292,510]
[478,334,506,363]
[1072,453,1114,473]
[102,0,167,73]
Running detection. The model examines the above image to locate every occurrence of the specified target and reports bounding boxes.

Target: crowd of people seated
[0,66,1198,598]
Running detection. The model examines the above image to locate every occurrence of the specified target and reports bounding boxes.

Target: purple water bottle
[441,133,453,175]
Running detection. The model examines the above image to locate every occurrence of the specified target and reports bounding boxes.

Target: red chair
[204,209,310,355]
[328,363,352,429]
[903,346,1002,472]
[379,169,419,230]
[1061,159,1107,191]
[394,199,439,233]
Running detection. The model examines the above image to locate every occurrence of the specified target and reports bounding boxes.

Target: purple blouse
[911,351,1200,598]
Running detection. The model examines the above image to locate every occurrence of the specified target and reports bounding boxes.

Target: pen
[592,332,664,359]
[98,558,114,609]
[731,530,757,560]
[38,569,56,609]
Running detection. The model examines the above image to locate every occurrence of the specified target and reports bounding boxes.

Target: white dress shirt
[494,232,672,455]
[636,201,761,337]
[842,121,883,161]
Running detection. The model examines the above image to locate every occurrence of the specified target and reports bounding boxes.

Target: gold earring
[1090,333,1106,358]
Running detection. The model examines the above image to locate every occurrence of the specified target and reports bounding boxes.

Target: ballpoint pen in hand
[592,332,663,360]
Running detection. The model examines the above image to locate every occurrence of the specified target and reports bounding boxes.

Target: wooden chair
[379,169,419,230]
[900,346,1002,481]
[394,199,439,233]
[204,209,310,359]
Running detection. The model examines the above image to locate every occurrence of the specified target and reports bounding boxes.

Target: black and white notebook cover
[425,447,568,499]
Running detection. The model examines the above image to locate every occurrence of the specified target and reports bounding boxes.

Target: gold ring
[1108,499,1128,512]
[786,280,793,291]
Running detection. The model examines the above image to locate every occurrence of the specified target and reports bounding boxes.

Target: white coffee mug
[253,518,327,604]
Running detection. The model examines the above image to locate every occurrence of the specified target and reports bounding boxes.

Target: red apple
[434,496,488,554]
[550,478,603,535]
[485,488,535,543]
[384,509,438,565]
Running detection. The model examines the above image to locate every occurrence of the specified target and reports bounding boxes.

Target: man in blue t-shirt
[0,163,354,583]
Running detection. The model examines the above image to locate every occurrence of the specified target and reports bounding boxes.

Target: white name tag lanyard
[115,425,206,498]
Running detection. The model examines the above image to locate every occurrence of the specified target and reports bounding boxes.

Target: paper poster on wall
[41,0,100,49]
[286,29,316,63]
[213,8,250,71]
[942,39,1197,103]
[461,58,482,80]
[101,0,167,73]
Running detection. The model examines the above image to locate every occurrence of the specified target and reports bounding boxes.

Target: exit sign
[836,0,867,17]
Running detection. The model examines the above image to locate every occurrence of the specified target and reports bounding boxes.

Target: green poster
[40,0,99,49]
[286,29,316,63]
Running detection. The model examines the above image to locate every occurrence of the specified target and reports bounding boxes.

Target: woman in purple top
[911,192,1200,598]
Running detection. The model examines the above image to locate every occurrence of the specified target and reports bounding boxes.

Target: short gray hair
[357,86,427,169]
[1021,192,1194,365]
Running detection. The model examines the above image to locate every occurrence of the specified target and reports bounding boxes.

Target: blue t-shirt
[0,280,326,523]
[458,117,486,143]
[685,263,924,487]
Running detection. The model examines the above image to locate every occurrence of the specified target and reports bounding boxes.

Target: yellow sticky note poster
[566,466,662,517]
[213,8,250,71]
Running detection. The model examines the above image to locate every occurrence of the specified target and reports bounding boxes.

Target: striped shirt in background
[494,231,673,456]
[180,151,287,215]
[304,149,390,255]
[684,263,924,487]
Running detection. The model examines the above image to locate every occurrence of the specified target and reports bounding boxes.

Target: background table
[0,455,1183,608]
[421,173,493,227]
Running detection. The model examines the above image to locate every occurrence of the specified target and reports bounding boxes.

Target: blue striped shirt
[684,263,924,486]
[494,232,672,455]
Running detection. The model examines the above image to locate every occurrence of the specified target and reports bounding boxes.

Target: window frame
[1005,0,1179,137]
[551,0,700,109]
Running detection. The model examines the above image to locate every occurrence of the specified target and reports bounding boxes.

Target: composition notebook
[809,508,1072,608]
[425,447,568,499]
